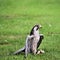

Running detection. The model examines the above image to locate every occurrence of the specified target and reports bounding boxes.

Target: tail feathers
[13,47,25,55]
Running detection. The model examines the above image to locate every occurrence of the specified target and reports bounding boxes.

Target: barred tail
[13,46,25,55]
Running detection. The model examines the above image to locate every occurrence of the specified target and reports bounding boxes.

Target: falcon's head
[30,24,42,35]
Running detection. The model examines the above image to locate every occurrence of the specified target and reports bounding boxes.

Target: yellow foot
[37,50,45,54]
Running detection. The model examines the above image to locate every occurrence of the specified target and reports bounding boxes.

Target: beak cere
[39,25,42,28]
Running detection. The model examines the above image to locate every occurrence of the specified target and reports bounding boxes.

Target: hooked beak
[39,25,42,28]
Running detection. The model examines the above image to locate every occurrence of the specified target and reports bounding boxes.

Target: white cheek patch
[33,26,40,40]
[33,26,39,36]
[34,27,37,31]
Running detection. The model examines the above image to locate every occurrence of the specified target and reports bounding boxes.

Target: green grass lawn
[0,0,60,60]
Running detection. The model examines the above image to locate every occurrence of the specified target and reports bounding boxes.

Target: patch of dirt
[0,35,24,40]
[47,32,60,36]
[0,42,10,45]
[0,14,54,19]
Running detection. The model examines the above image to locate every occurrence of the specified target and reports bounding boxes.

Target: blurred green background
[0,0,60,60]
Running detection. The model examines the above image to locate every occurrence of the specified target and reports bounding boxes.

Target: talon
[37,50,45,54]
[40,50,45,54]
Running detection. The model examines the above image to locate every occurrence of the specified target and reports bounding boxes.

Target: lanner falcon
[13,24,44,57]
